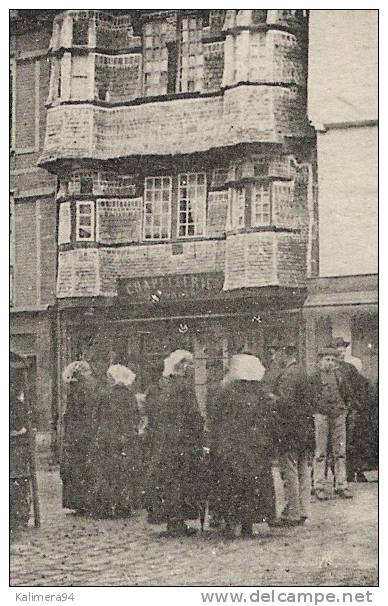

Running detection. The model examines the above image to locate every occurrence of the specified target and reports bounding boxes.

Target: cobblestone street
[10,470,377,587]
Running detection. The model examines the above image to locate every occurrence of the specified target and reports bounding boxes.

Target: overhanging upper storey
[39,9,311,167]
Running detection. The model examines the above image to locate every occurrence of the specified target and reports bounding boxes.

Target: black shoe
[268,518,304,528]
[314,489,329,501]
[165,522,197,537]
[336,488,353,499]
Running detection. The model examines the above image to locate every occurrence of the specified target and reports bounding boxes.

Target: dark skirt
[10,477,31,528]
[146,445,205,524]
[210,459,276,525]
[61,439,92,512]
[89,437,141,518]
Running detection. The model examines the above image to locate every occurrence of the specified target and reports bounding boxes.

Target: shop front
[57,273,306,418]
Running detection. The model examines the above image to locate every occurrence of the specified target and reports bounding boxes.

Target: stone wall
[56,230,307,298]
[224,232,276,290]
[41,85,310,163]
[12,194,56,311]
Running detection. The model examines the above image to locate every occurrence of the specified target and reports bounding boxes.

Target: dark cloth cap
[331,336,350,348]
[318,347,339,357]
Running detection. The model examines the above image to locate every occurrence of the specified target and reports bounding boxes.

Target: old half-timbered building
[37,9,316,418]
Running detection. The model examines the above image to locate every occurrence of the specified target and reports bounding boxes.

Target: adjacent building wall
[10,21,58,438]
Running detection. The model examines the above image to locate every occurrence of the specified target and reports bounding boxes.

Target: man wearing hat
[262,337,284,393]
[268,342,315,526]
[331,337,373,483]
[310,347,353,499]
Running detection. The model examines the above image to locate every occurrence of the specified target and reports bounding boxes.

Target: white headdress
[163,350,193,377]
[107,364,136,387]
[222,354,265,384]
[62,360,91,384]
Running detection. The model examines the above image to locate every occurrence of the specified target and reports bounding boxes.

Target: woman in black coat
[145,350,205,537]
[209,354,276,538]
[60,361,99,514]
[89,365,141,518]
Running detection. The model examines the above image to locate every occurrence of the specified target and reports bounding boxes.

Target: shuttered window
[14,59,39,153]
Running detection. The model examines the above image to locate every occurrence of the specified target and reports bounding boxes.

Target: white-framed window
[76,200,95,241]
[178,173,206,238]
[143,176,172,240]
[251,183,271,226]
[227,187,245,229]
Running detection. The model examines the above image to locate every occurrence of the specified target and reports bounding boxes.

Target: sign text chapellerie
[118,273,225,303]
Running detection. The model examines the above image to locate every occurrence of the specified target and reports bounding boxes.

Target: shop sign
[118,272,225,303]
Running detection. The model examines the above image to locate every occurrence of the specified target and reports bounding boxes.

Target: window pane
[79,203,91,213]
[78,227,91,239]
[143,176,171,240]
[80,216,91,227]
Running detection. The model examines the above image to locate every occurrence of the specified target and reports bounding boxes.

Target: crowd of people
[59,336,377,538]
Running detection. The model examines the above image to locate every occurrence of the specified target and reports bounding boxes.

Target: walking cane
[200,505,205,533]
[23,367,41,528]
[200,446,211,532]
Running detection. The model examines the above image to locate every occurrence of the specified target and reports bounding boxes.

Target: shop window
[143,176,172,240]
[143,21,168,97]
[76,200,95,241]
[227,187,245,229]
[71,56,89,100]
[177,16,203,93]
[177,173,206,238]
[252,183,271,226]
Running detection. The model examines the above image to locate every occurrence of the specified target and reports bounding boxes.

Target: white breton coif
[62,360,92,384]
[107,364,136,387]
[163,349,194,377]
[223,354,266,384]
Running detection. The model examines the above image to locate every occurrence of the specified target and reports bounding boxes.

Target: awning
[304,289,377,308]
[303,289,377,317]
